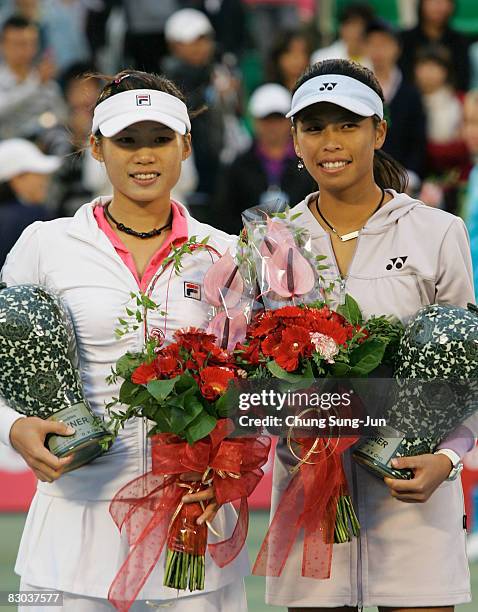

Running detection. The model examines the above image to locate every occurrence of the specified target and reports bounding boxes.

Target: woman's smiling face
[91,120,191,206]
[292,102,386,193]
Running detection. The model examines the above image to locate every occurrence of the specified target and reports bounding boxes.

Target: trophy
[0,283,110,472]
[353,303,478,479]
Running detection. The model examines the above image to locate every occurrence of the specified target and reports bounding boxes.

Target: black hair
[266,29,312,86]
[338,4,375,25]
[293,59,408,193]
[414,44,454,85]
[59,61,98,94]
[91,69,205,137]
[1,15,37,36]
[417,0,456,27]
[366,18,400,43]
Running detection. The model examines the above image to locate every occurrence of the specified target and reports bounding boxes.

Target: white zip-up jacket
[0,198,249,598]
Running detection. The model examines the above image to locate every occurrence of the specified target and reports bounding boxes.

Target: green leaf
[330,361,352,376]
[215,386,239,418]
[267,360,304,382]
[349,339,386,376]
[290,212,302,221]
[119,379,139,403]
[184,412,217,444]
[116,352,145,379]
[147,377,179,401]
[337,294,363,325]
[175,373,198,394]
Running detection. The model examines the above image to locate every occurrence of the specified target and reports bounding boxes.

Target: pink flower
[203,250,244,308]
[310,332,339,364]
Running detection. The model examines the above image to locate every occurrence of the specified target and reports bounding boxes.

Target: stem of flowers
[164,549,205,592]
[334,495,360,543]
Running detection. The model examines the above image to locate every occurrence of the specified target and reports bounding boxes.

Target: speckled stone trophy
[0,283,110,471]
[354,303,478,479]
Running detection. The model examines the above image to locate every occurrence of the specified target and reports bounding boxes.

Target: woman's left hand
[180,471,221,525]
[384,453,453,503]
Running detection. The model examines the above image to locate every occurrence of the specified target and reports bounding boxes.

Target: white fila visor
[287,74,384,120]
[92,89,191,137]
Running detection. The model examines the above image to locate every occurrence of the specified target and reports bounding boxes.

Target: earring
[297,158,304,170]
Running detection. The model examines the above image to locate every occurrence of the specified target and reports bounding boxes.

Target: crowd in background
[1,0,478,287]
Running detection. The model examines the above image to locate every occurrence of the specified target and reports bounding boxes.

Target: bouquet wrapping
[0,283,109,471]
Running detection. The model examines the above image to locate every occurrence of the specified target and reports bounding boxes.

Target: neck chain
[315,188,385,242]
[104,203,172,239]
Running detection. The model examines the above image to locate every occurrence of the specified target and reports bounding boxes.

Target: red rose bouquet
[103,240,270,611]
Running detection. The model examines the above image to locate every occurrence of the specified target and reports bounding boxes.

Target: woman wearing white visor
[265,59,475,610]
[0,70,248,611]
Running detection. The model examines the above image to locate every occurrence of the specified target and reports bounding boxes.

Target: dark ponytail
[294,59,409,193]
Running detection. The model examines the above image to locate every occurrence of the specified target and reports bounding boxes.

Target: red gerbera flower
[174,328,217,351]
[235,339,261,365]
[156,345,184,378]
[131,362,158,385]
[199,366,235,401]
[274,326,312,371]
[308,317,350,345]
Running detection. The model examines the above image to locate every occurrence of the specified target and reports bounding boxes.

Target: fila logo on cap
[136,94,151,106]
[184,281,201,300]
[319,82,337,91]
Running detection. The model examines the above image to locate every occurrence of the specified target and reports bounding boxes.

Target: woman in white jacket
[0,70,249,611]
[265,59,476,610]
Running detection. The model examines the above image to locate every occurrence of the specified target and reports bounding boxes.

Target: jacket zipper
[325,232,364,605]
[323,233,362,305]
[351,458,363,609]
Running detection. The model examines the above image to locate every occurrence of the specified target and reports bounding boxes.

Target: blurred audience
[180,0,247,59]
[0,16,67,140]
[163,8,248,218]
[414,46,469,212]
[123,0,177,72]
[400,0,470,92]
[366,19,426,192]
[266,29,312,91]
[245,0,300,61]
[311,4,374,69]
[0,138,60,267]
[41,64,110,216]
[461,90,478,295]
[213,83,315,234]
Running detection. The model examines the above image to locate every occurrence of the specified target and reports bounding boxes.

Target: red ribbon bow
[252,436,357,580]
[108,419,270,611]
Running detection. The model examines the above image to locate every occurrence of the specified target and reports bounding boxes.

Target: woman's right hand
[9,417,75,482]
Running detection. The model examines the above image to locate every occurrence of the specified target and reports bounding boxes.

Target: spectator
[366,19,426,192]
[245,0,300,61]
[0,139,60,268]
[414,46,469,212]
[213,83,316,234]
[179,0,247,59]
[42,64,110,217]
[266,29,312,92]
[1,0,91,73]
[0,16,67,140]
[123,0,178,72]
[461,90,478,296]
[163,8,248,217]
[311,4,373,69]
[400,0,470,92]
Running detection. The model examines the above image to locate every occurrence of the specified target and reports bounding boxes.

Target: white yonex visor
[92,89,191,137]
[287,74,384,120]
